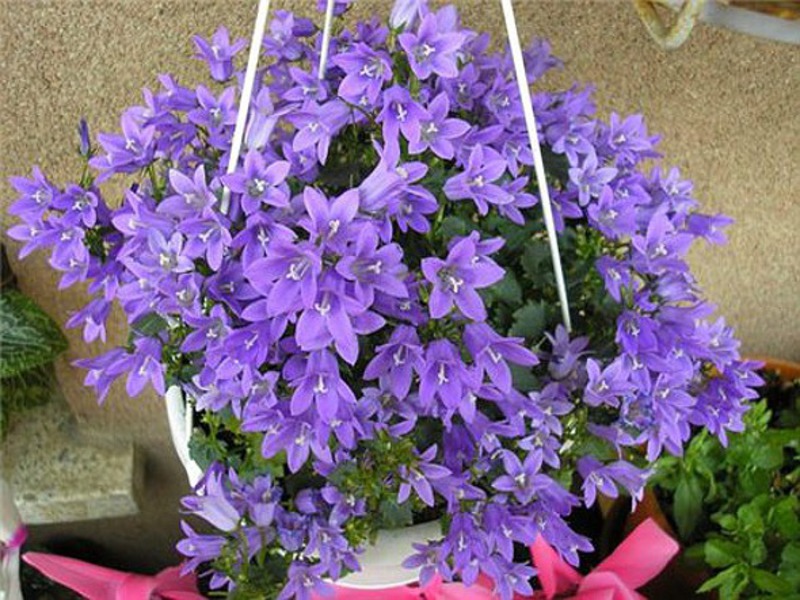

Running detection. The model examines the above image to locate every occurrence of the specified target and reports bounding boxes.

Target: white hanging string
[220,0,272,215]
[318,0,337,79]
[500,0,572,331]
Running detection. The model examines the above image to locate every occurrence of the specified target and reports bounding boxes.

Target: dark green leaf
[132,312,168,337]
[704,538,740,569]
[0,289,67,378]
[509,302,546,341]
[492,272,523,306]
[378,497,413,529]
[780,542,800,588]
[674,475,705,540]
[752,440,785,470]
[438,216,470,240]
[697,566,741,594]
[750,568,793,595]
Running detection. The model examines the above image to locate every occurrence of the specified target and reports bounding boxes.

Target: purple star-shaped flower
[443,144,511,215]
[193,27,246,82]
[421,235,504,321]
[398,13,465,80]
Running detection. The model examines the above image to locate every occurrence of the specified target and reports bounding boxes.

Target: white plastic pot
[0,477,23,600]
[335,520,442,589]
[164,386,203,488]
[165,386,441,588]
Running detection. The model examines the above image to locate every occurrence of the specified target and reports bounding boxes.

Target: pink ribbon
[324,519,677,600]
[23,552,204,600]
[24,519,676,599]
[530,518,679,600]
[0,524,27,562]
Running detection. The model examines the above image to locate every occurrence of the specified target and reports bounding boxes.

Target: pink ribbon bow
[324,518,677,600]
[0,525,27,562]
[530,518,679,600]
[23,552,204,600]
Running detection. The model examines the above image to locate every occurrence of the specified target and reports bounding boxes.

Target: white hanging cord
[500,0,572,331]
[220,0,272,215]
[318,0,337,79]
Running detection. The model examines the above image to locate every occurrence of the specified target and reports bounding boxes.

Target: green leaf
[780,542,800,588]
[750,568,793,595]
[674,475,705,540]
[509,302,546,341]
[752,440,785,470]
[705,538,741,569]
[438,216,470,240]
[773,496,800,540]
[132,312,168,337]
[0,289,67,378]
[520,240,551,282]
[378,497,413,529]
[697,566,740,594]
[492,272,523,306]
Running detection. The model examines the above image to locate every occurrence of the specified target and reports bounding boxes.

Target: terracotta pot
[752,356,800,382]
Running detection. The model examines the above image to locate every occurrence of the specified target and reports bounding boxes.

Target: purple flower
[188,86,237,132]
[66,298,111,343]
[464,323,538,392]
[222,150,290,214]
[180,217,232,271]
[584,358,635,407]
[286,350,357,420]
[398,445,451,507]
[398,13,464,80]
[335,225,407,306]
[418,340,479,419]
[295,284,362,365]
[245,240,322,316]
[125,337,165,397]
[8,167,56,222]
[364,325,423,399]
[156,166,217,218]
[578,456,650,508]
[444,145,511,215]
[177,522,227,574]
[390,0,426,29]
[421,235,504,321]
[51,185,99,228]
[193,27,246,82]
[182,469,242,531]
[408,93,469,159]
[89,113,155,178]
[277,561,334,600]
[300,187,359,251]
[631,211,693,275]
[261,417,332,473]
[333,43,392,107]
[288,100,350,164]
[78,118,91,157]
[568,151,618,207]
[377,85,426,146]
[492,451,547,504]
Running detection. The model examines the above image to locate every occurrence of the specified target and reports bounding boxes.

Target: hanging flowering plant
[6,0,762,598]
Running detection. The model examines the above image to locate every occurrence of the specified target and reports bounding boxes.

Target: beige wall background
[1,0,798,570]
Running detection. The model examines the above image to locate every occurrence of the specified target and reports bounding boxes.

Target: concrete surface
[0,0,798,570]
[1,393,142,525]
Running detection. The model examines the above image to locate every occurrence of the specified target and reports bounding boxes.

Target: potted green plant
[642,367,800,599]
[5,0,763,596]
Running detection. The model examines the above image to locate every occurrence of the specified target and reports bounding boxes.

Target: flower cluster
[7,1,761,598]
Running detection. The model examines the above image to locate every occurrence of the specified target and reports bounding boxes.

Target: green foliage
[0,288,67,438]
[0,289,67,378]
[653,392,800,599]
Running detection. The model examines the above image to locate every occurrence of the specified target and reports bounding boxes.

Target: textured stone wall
[1,0,797,569]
